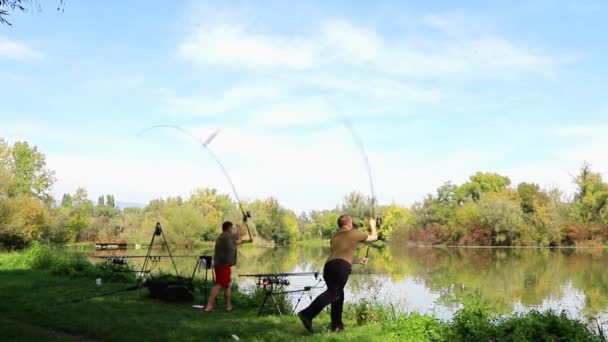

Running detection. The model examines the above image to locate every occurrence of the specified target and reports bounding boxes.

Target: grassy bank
[0,245,605,341]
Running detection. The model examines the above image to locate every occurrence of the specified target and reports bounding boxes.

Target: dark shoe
[298,312,313,333]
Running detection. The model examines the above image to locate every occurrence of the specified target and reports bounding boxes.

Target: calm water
[89,244,608,323]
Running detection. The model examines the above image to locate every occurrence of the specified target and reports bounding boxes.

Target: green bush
[385,313,448,342]
[495,310,603,341]
[344,299,396,326]
[49,253,93,277]
[20,242,56,270]
[448,300,496,341]
[93,262,137,283]
[0,243,135,283]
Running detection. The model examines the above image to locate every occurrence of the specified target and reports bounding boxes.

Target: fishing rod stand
[255,275,323,320]
[191,255,214,305]
[139,222,179,280]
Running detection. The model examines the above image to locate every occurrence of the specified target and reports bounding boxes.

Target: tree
[0,138,12,198]
[66,188,93,241]
[341,191,373,227]
[572,163,608,223]
[517,182,550,214]
[431,182,459,224]
[0,0,65,26]
[97,195,105,207]
[8,141,56,201]
[459,172,511,202]
[379,204,412,240]
[60,193,73,207]
[305,210,340,239]
[106,194,115,208]
[0,195,50,247]
[478,194,524,245]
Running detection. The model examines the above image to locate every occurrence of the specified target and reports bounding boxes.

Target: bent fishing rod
[341,118,383,261]
[138,125,253,240]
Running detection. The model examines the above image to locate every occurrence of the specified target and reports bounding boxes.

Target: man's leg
[205,284,222,310]
[329,261,350,331]
[298,260,343,333]
[224,285,233,310]
[330,288,345,330]
[300,287,338,319]
[299,261,340,320]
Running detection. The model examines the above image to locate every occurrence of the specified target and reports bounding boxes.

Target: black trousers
[300,259,351,327]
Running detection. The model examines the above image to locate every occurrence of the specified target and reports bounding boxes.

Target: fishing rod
[55,283,144,306]
[341,118,383,261]
[93,255,201,259]
[240,272,321,278]
[240,271,388,278]
[138,125,253,240]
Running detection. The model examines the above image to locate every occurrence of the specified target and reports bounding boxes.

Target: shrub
[496,310,603,342]
[20,242,55,270]
[0,243,135,283]
[344,299,397,326]
[385,313,448,341]
[49,253,93,277]
[447,297,496,341]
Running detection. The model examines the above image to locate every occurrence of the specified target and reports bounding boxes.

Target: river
[89,243,608,324]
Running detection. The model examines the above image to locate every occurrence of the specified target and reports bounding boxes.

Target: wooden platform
[95,238,128,249]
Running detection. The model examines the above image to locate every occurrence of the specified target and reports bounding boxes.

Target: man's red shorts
[215,266,232,288]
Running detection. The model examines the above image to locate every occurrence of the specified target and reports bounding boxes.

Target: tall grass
[342,294,604,341]
[0,242,135,282]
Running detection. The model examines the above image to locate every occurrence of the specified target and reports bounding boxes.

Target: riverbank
[0,245,605,341]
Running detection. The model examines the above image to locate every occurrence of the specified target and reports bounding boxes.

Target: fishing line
[137,124,253,240]
[322,99,382,262]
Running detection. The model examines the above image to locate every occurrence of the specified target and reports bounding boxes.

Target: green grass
[0,245,605,342]
[0,269,391,341]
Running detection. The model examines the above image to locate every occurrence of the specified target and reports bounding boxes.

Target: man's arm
[365,218,378,242]
[236,222,253,245]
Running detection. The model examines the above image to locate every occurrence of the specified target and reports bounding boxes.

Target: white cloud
[47,154,227,205]
[321,20,381,65]
[252,97,337,127]
[177,25,318,69]
[0,36,43,61]
[176,18,562,80]
[166,81,286,116]
[552,125,608,137]
[17,120,607,213]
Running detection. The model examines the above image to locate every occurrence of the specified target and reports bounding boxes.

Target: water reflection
[89,245,608,322]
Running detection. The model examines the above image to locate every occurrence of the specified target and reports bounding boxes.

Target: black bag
[145,275,194,303]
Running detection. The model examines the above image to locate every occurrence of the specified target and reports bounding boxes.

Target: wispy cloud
[177,18,563,79]
[177,25,318,69]
[552,124,608,137]
[166,81,287,117]
[0,36,44,61]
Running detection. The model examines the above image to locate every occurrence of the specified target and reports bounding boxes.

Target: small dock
[95,238,128,249]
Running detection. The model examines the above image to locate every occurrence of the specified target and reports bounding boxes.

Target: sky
[1,0,607,212]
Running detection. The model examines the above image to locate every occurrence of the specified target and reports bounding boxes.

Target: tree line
[1,138,607,248]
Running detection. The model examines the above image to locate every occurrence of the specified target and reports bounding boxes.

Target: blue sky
[1,0,607,212]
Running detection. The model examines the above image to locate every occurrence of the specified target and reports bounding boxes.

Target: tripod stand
[191,255,214,306]
[139,222,179,279]
[257,277,323,320]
